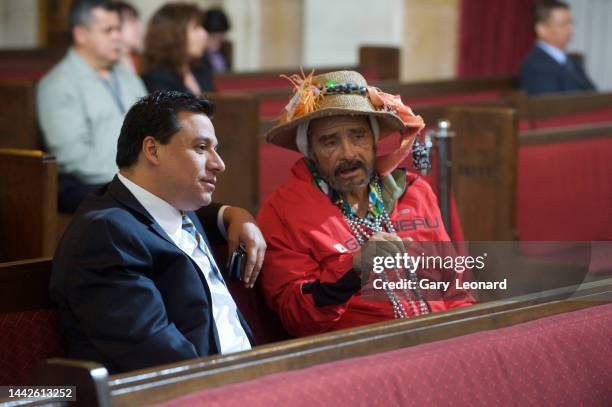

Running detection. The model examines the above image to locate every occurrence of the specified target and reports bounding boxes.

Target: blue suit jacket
[50,176,254,373]
[519,45,596,95]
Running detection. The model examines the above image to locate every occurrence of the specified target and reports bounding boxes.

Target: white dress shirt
[537,41,568,65]
[117,173,251,354]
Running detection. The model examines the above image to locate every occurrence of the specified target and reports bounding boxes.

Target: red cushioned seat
[0,310,67,386]
[155,303,612,407]
[518,137,612,241]
[227,281,291,345]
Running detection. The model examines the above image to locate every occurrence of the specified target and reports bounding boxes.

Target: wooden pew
[446,106,518,241]
[206,93,260,213]
[446,105,612,243]
[0,149,58,261]
[379,74,517,104]
[0,45,397,86]
[520,91,612,130]
[213,45,400,92]
[0,80,40,150]
[1,244,607,402]
[518,122,612,242]
[359,45,400,81]
[0,258,66,386]
[0,48,65,69]
[28,277,612,406]
[0,48,64,82]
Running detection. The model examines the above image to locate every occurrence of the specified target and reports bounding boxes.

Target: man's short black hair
[116,91,215,168]
[69,0,116,31]
[111,1,139,19]
[203,8,231,33]
[534,1,570,26]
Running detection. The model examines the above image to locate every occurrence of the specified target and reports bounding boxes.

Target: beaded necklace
[307,160,429,318]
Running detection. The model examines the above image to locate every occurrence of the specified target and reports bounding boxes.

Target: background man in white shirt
[37,0,147,213]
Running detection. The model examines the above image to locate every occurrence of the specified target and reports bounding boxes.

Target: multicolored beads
[342,176,430,318]
[412,136,432,175]
[322,81,368,96]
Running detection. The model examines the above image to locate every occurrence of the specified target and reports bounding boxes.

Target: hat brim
[265,107,410,152]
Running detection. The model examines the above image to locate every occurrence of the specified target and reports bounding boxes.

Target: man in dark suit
[519,0,596,95]
[51,91,266,373]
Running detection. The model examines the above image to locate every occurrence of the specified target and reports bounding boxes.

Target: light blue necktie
[181,214,224,281]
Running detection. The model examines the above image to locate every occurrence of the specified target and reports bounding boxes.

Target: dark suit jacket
[141,62,215,94]
[50,176,254,374]
[519,45,596,95]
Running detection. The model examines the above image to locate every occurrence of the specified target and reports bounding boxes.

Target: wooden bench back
[0,80,40,150]
[523,91,612,125]
[379,74,517,100]
[359,45,400,81]
[447,106,518,241]
[0,149,57,261]
[206,93,260,213]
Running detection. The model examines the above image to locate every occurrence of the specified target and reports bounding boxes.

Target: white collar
[117,173,183,237]
[537,41,567,65]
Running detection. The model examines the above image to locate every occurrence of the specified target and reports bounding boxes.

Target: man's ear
[142,136,160,165]
[535,21,548,40]
[73,26,87,47]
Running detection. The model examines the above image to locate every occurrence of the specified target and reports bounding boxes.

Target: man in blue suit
[519,1,596,95]
[51,91,266,373]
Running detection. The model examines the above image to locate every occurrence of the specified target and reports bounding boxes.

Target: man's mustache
[334,159,366,176]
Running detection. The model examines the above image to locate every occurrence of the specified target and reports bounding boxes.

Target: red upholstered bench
[0,310,66,386]
[518,135,612,241]
[154,303,612,407]
[0,259,67,386]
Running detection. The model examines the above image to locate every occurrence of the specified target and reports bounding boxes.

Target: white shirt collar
[117,173,183,237]
[537,41,567,65]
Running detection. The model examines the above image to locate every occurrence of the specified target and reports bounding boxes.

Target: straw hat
[265,70,421,152]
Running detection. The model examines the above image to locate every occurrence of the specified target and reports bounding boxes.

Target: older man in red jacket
[257,70,474,337]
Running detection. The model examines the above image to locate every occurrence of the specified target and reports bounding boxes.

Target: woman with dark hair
[141,2,214,94]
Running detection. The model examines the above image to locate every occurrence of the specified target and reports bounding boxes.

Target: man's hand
[223,206,266,288]
[352,232,409,280]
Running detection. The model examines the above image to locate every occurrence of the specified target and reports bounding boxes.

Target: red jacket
[257,159,474,337]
